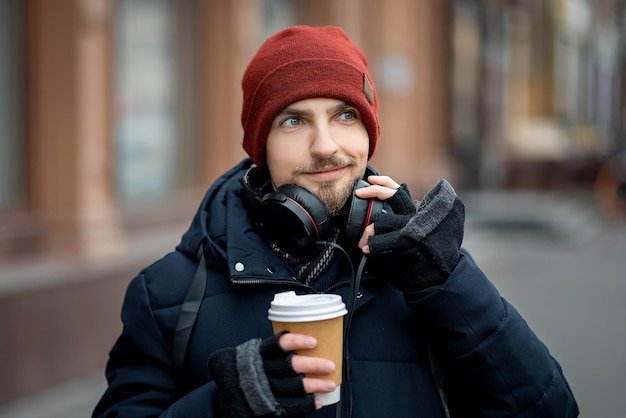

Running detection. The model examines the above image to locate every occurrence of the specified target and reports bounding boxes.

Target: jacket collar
[225,182,299,285]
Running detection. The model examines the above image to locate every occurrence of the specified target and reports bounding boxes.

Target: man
[93,25,578,417]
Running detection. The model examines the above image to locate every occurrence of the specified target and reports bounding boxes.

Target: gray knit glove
[368,179,465,299]
[208,332,315,418]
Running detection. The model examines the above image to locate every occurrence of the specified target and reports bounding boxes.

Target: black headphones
[243,164,384,256]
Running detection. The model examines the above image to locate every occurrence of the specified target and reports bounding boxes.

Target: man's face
[266,98,370,216]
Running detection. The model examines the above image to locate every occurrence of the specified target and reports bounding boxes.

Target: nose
[310,125,339,158]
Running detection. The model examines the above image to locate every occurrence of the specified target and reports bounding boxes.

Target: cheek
[338,125,369,156]
[266,150,293,187]
[348,139,370,165]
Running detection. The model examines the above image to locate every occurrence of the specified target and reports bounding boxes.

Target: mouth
[305,166,347,181]
[292,157,358,184]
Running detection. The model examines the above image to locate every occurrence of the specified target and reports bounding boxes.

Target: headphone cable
[315,241,366,418]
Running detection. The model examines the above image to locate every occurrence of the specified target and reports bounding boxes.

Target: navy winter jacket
[93,159,578,417]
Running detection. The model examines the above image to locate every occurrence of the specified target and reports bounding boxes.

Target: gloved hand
[208,331,316,418]
[367,179,465,299]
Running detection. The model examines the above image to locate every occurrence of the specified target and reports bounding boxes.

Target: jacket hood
[176,158,296,284]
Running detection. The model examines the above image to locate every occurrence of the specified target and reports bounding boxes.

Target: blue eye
[339,111,357,121]
[281,117,302,127]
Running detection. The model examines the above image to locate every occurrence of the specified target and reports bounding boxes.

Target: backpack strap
[172,243,207,383]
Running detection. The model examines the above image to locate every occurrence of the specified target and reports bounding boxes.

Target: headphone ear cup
[257,185,330,255]
[242,164,267,220]
[344,179,384,247]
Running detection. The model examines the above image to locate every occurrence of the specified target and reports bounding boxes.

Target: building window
[114,0,187,202]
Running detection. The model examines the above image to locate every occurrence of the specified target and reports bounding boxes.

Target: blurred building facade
[0,0,624,405]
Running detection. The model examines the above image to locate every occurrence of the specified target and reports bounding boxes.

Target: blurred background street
[1,0,626,417]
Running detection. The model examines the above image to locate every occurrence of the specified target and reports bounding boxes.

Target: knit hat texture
[241,25,380,172]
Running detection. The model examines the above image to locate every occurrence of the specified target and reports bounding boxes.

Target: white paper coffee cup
[268,291,347,406]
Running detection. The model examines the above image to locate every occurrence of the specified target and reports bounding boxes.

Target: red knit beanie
[241,25,380,172]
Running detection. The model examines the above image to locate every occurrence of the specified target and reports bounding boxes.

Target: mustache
[292,156,358,176]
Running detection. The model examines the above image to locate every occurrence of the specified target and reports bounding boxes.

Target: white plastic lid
[268,291,347,322]
[317,384,341,406]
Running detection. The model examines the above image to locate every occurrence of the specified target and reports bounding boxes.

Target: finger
[354,183,398,201]
[302,377,337,396]
[291,354,335,376]
[366,175,401,189]
[358,223,375,251]
[278,332,317,352]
